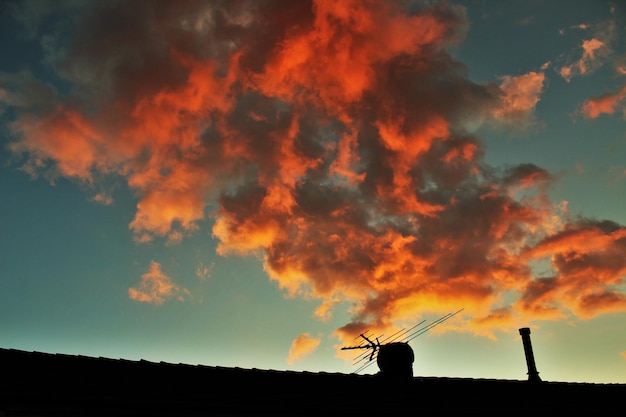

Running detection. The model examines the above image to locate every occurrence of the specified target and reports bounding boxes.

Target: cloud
[490,71,546,130]
[314,297,340,322]
[3,0,625,343]
[519,220,626,319]
[581,85,626,119]
[287,333,321,365]
[0,70,57,112]
[557,11,620,83]
[560,9,626,122]
[559,38,608,82]
[195,261,214,281]
[128,261,190,305]
[7,106,102,181]
[91,192,113,205]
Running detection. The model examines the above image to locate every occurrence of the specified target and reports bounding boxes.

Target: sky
[1,0,625,384]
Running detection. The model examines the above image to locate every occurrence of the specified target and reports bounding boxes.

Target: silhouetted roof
[1,347,624,416]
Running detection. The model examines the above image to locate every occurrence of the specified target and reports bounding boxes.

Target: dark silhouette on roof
[376,341,415,378]
[341,308,463,377]
[341,333,415,379]
[520,327,542,383]
[1,327,624,416]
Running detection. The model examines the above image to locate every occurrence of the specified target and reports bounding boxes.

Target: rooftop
[2,347,624,416]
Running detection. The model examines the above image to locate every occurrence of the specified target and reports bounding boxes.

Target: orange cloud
[287,333,321,365]
[91,192,113,205]
[129,261,190,305]
[581,85,626,119]
[375,115,450,215]
[255,0,452,110]
[3,1,625,341]
[8,106,102,181]
[491,71,545,129]
[560,38,610,82]
[314,298,340,322]
[520,222,626,319]
[129,186,206,243]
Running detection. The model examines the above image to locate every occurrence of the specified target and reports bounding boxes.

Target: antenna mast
[341,308,464,374]
[341,333,380,361]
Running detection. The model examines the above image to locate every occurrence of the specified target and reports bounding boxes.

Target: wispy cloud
[195,261,214,281]
[560,38,609,82]
[557,10,619,83]
[91,191,113,205]
[557,8,626,123]
[287,333,321,365]
[129,261,190,305]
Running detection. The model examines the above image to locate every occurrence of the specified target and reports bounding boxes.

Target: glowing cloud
[557,12,619,84]
[520,221,626,319]
[581,85,626,119]
[491,71,545,129]
[3,1,625,343]
[560,38,608,82]
[129,261,189,305]
[287,333,322,365]
[8,106,102,181]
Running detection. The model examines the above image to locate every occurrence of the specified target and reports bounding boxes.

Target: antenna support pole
[519,327,542,383]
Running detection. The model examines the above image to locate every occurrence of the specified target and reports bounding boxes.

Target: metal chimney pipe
[519,327,542,382]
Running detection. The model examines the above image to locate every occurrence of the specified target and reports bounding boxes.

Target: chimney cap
[519,327,531,335]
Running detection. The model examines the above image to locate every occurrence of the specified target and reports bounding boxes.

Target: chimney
[519,327,542,382]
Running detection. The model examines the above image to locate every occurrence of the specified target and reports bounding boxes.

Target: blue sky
[1,0,625,383]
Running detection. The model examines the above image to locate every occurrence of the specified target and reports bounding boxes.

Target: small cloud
[490,71,546,130]
[91,192,113,205]
[560,38,608,82]
[128,260,190,305]
[620,351,626,361]
[559,23,590,36]
[286,333,321,365]
[314,298,339,322]
[195,261,214,281]
[580,85,626,119]
[133,233,153,244]
[557,11,619,83]
[166,230,184,246]
[129,189,205,244]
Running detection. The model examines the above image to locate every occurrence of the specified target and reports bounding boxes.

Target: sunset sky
[1,0,625,384]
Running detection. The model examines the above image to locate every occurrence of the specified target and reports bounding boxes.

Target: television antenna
[341,308,464,374]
